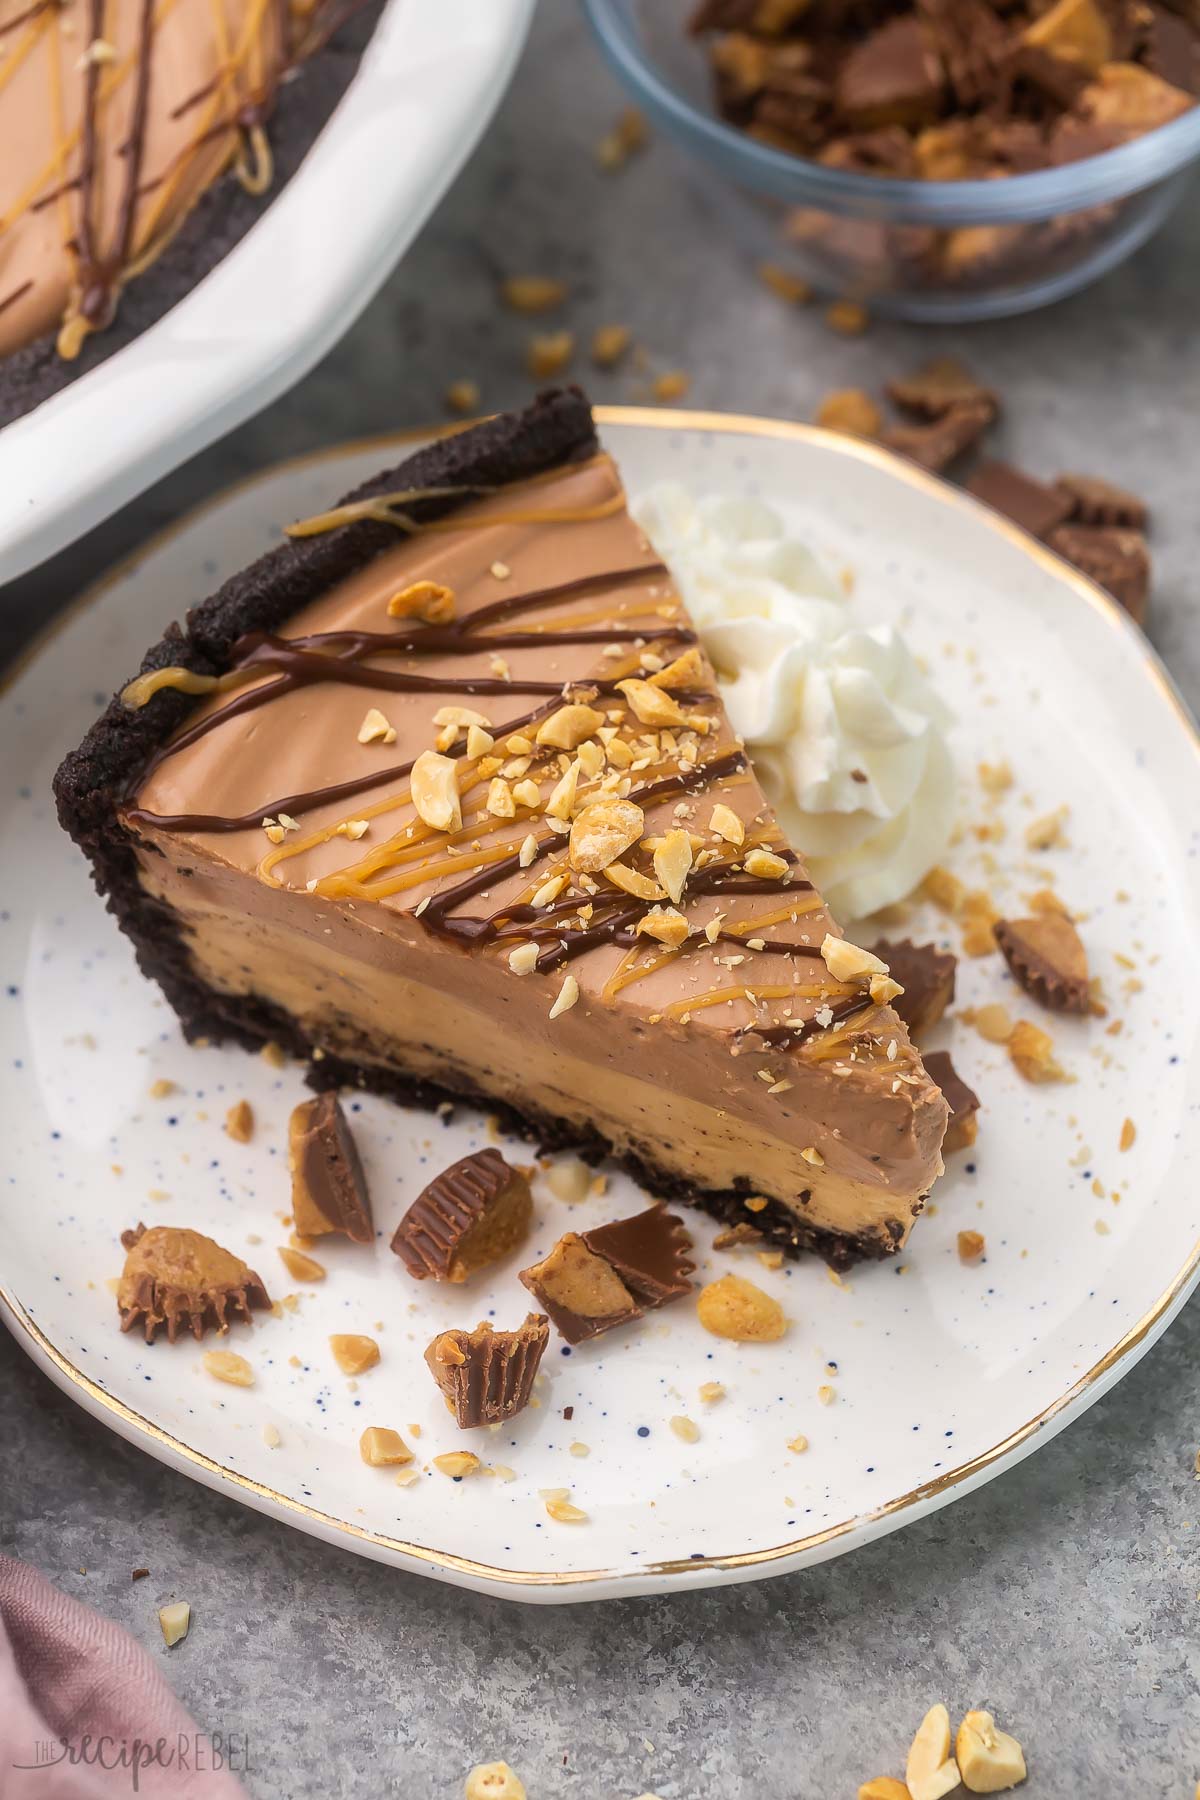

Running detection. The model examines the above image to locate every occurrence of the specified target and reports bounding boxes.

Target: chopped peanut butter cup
[391,1148,532,1282]
[1054,473,1148,530]
[117,1223,270,1344]
[425,1313,550,1427]
[881,399,993,475]
[520,1204,694,1343]
[967,460,1073,542]
[519,1233,643,1344]
[869,938,956,1038]
[886,356,998,422]
[581,1204,695,1306]
[922,1051,980,1154]
[994,912,1090,1013]
[288,1091,374,1244]
[1045,523,1151,625]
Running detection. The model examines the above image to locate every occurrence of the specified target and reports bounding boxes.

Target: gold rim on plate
[3,406,1198,1594]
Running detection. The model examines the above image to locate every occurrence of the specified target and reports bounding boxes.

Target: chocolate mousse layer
[55,389,948,1268]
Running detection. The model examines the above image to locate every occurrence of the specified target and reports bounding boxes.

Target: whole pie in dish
[0,0,380,426]
[54,387,948,1269]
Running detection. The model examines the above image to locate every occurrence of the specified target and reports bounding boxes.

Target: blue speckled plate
[3,411,1199,1604]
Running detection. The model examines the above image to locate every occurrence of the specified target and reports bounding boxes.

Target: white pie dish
[2,408,1197,1604]
[0,0,535,584]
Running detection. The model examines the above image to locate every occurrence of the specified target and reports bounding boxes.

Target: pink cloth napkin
[0,1559,248,1800]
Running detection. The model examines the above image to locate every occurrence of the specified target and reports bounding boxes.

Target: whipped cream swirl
[634,484,954,922]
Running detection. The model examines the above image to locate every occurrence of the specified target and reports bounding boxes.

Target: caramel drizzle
[284,485,628,541]
[734,995,871,1048]
[404,751,820,975]
[127,560,679,819]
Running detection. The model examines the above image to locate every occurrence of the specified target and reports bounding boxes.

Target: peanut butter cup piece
[886,356,998,422]
[921,1051,980,1155]
[391,1148,532,1282]
[425,1313,550,1428]
[882,400,994,475]
[519,1233,644,1344]
[288,1091,374,1244]
[1045,523,1151,624]
[836,17,946,130]
[1053,472,1148,529]
[1144,7,1200,95]
[581,1204,695,1307]
[869,939,956,1037]
[117,1223,270,1344]
[994,913,1090,1013]
[967,460,1074,541]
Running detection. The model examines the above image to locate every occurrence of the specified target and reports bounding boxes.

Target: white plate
[3,410,1199,1604]
[0,0,535,583]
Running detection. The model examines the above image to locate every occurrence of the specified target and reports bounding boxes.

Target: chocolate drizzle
[415,750,819,973]
[126,560,682,805]
[72,0,158,339]
[735,993,869,1049]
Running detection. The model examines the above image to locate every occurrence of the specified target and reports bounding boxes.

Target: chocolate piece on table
[966,460,1074,541]
[391,1149,532,1282]
[1053,473,1148,529]
[869,939,956,1037]
[882,400,994,474]
[425,1314,549,1428]
[835,17,946,130]
[886,357,998,422]
[581,1204,696,1306]
[519,1233,644,1345]
[1045,523,1151,624]
[117,1223,271,1345]
[923,1051,980,1154]
[288,1091,374,1244]
[994,914,1090,1014]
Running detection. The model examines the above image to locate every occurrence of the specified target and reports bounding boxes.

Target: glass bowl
[582,0,1200,321]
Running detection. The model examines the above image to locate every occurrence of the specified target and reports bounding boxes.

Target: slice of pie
[55,388,947,1268]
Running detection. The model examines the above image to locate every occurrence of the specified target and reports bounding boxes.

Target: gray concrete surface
[3,6,1199,1795]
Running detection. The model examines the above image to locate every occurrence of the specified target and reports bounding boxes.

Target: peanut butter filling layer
[124,453,948,1250]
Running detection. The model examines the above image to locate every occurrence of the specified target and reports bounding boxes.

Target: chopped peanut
[224,1100,253,1143]
[360,1427,413,1468]
[697,1274,787,1343]
[278,1245,326,1282]
[202,1350,254,1388]
[329,1334,380,1376]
